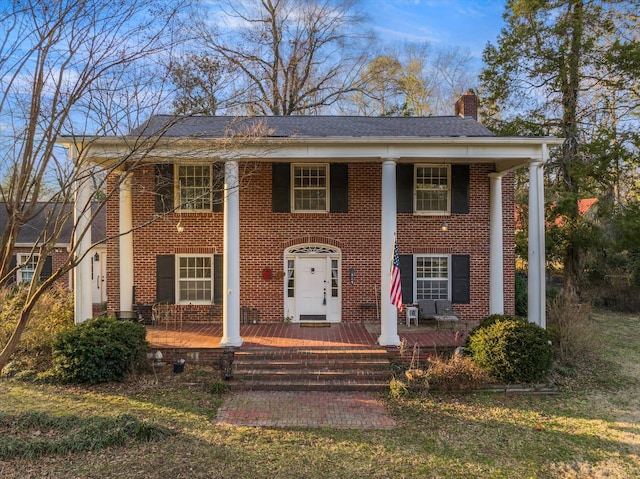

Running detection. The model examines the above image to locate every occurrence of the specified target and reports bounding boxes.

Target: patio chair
[434,299,459,321]
[418,299,437,321]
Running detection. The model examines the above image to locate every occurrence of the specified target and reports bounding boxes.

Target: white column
[379,159,401,346]
[73,157,93,323]
[489,173,504,314]
[119,173,134,312]
[220,159,243,347]
[528,159,546,328]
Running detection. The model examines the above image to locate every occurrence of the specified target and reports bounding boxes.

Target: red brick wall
[106,162,516,322]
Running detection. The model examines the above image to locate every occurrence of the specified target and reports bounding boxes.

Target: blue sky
[365,0,507,58]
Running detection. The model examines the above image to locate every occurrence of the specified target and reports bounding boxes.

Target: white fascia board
[68,135,564,166]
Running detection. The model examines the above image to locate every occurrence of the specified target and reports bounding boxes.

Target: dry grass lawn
[1,310,639,478]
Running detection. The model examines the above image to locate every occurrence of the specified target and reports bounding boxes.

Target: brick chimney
[455,91,478,121]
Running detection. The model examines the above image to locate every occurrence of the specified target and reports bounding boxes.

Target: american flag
[390,237,403,312]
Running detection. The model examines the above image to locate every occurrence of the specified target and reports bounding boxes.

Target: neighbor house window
[415,165,450,214]
[17,253,38,284]
[415,255,449,300]
[177,255,212,303]
[292,164,328,212]
[177,165,212,211]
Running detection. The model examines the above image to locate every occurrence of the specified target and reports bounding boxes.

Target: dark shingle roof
[0,202,106,245]
[128,115,495,139]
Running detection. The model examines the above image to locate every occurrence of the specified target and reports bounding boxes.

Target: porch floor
[145,321,474,349]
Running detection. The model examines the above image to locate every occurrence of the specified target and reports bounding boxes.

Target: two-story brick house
[64,94,560,346]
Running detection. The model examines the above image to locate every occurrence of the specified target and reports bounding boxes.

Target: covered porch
[145,321,473,350]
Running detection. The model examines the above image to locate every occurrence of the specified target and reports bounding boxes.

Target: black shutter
[212,162,224,212]
[213,254,223,305]
[451,165,470,214]
[272,163,291,212]
[7,254,16,285]
[451,254,470,304]
[156,255,175,303]
[39,255,52,281]
[396,164,414,213]
[399,254,414,304]
[329,164,348,213]
[155,164,174,213]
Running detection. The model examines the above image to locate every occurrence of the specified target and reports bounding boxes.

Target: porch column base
[378,333,401,347]
[219,336,243,348]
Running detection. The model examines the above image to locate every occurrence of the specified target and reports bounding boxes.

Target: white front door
[297,257,327,320]
[284,244,341,322]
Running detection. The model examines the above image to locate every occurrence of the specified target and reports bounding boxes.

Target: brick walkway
[215,391,396,429]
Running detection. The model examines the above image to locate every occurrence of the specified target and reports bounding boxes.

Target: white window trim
[291,163,330,213]
[414,254,451,302]
[175,254,214,305]
[16,253,39,284]
[414,164,451,215]
[174,164,213,213]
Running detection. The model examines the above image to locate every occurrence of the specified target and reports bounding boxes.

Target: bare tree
[0,0,190,370]
[187,0,373,115]
[344,42,475,117]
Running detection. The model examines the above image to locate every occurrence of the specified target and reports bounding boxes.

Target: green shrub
[466,314,527,347]
[466,315,553,383]
[51,317,148,384]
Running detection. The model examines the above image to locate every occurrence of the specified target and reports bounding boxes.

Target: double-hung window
[177,165,212,211]
[177,255,212,303]
[292,164,328,212]
[415,255,449,300]
[17,253,38,284]
[415,165,450,214]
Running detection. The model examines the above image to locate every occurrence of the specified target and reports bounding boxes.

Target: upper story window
[155,163,223,214]
[415,255,450,300]
[17,253,38,284]
[415,165,450,214]
[177,255,212,303]
[177,165,212,211]
[292,164,328,212]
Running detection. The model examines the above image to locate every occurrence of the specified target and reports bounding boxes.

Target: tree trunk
[0,309,31,370]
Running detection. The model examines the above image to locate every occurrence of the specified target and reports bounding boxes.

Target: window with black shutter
[451,165,470,214]
[156,255,175,303]
[272,163,291,212]
[272,163,349,213]
[451,254,471,304]
[329,164,348,213]
[213,254,223,305]
[399,254,414,304]
[39,256,52,281]
[396,164,414,213]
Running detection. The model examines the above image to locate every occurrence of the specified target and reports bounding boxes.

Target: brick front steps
[229,347,393,392]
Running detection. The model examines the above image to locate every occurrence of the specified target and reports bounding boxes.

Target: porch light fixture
[176,221,185,233]
[441,221,449,232]
[94,252,100,262]
[349,267,355,285]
